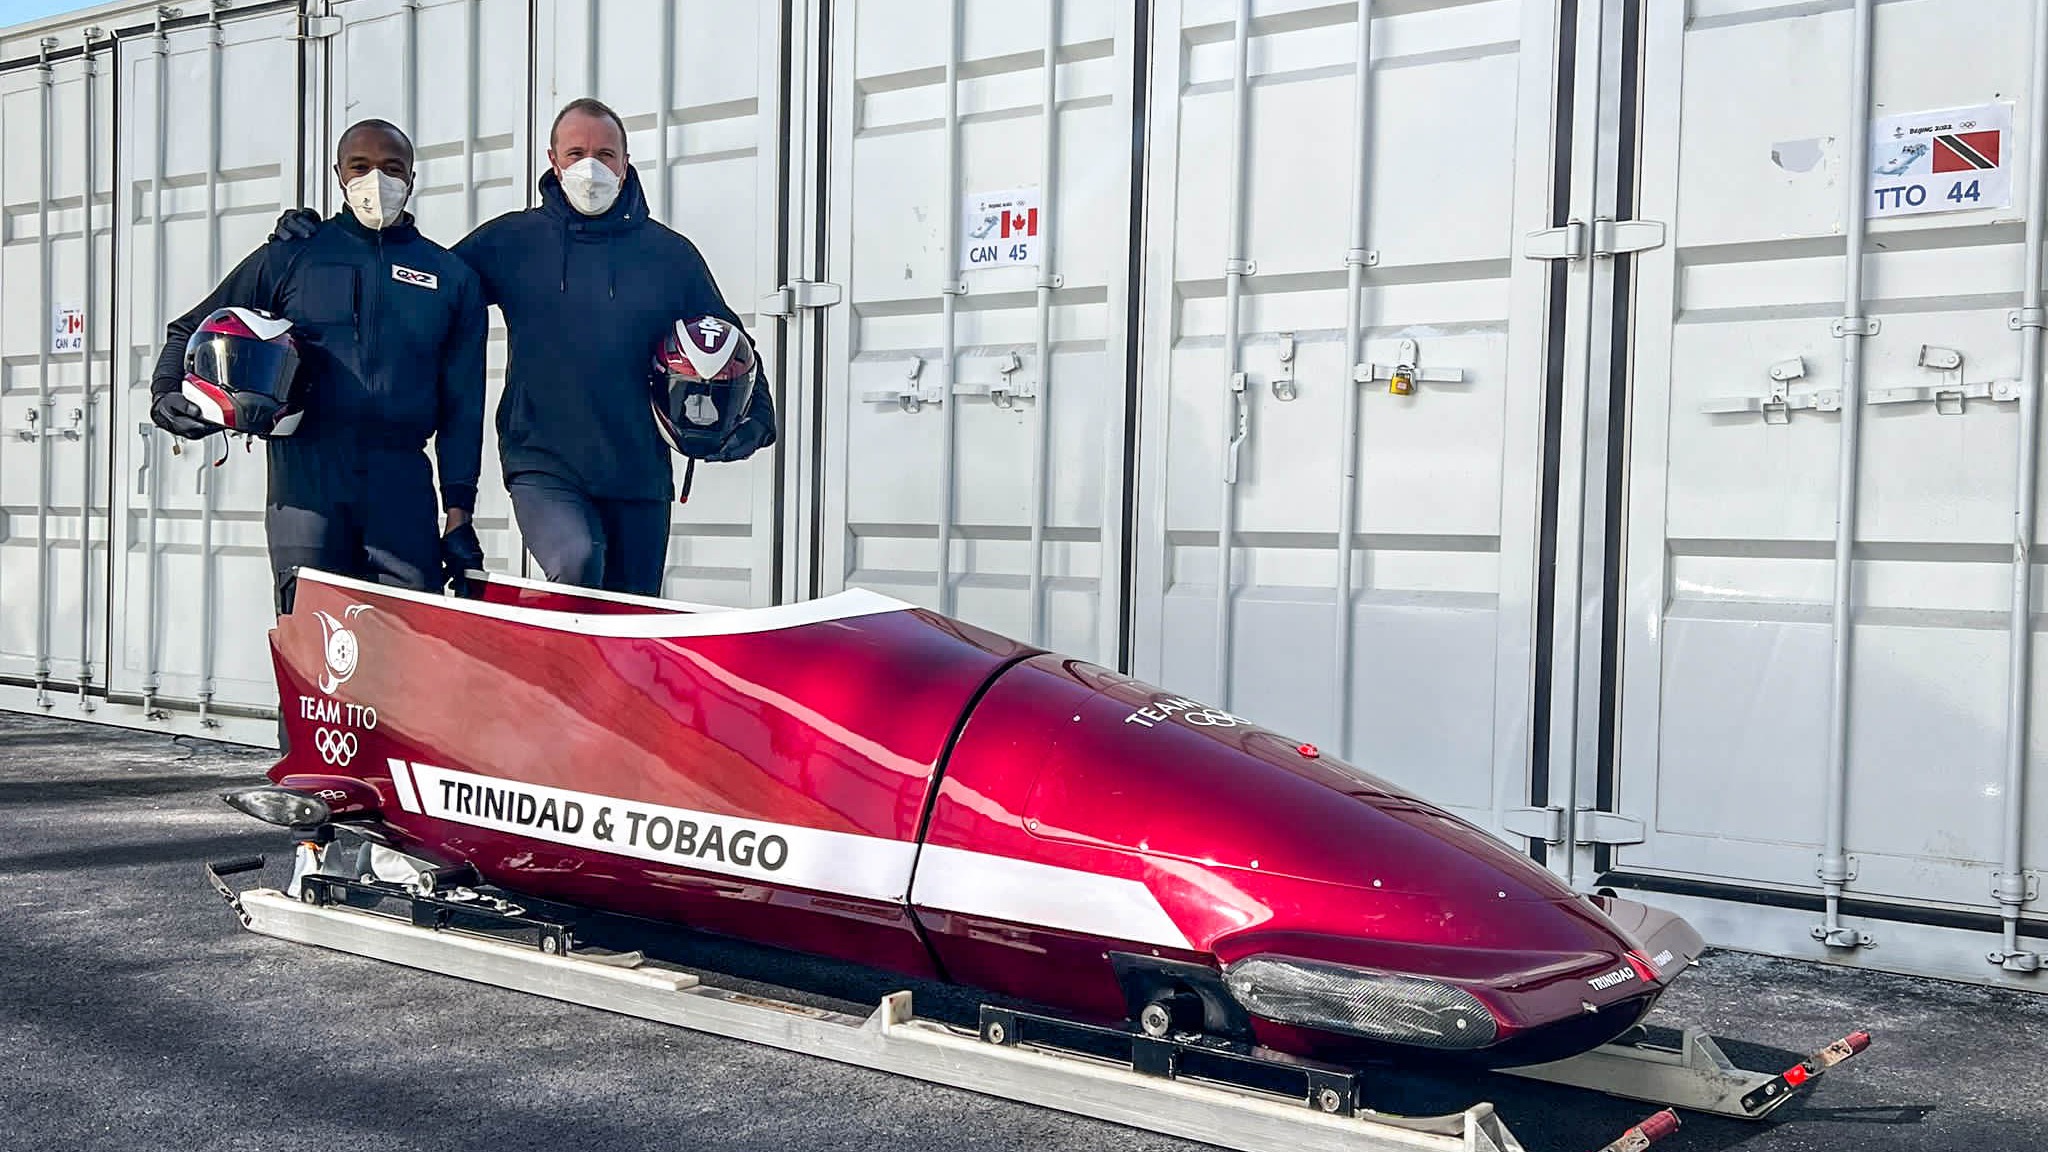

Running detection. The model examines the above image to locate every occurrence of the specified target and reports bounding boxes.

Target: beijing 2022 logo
[315,605,373,695]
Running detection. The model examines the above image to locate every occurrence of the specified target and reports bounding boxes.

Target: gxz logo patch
[391,265,438,290]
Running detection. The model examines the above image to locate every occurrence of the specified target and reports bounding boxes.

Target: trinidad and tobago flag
[1932,130,2000,173]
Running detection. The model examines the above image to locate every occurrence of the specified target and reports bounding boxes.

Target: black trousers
[509,472,670,596]
[266,439,441,614]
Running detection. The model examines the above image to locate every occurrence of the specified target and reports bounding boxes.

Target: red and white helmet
[649,315,756,459]
[181,307,304,437]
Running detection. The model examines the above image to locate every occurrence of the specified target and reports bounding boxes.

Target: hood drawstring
[556,209,626,298]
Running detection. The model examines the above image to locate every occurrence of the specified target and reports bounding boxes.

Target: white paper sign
[51,305,83,354]
[960,188,1042,271]
[1869,102,2013,218]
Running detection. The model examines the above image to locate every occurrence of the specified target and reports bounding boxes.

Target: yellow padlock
[1388,365,1416,396]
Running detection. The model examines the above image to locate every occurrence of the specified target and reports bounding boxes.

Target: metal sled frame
[205,861,1863,1152]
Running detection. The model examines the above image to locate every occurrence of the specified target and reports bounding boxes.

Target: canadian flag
[1001,208,1039,239]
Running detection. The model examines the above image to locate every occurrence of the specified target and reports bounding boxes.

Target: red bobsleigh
[234,568,1706,1067]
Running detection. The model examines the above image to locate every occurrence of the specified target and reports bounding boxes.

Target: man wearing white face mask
[155,118,487,613]
[281,98,776,595]
[460,97,774,594]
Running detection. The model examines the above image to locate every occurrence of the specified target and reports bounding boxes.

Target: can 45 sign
[1869,102,2013,218]
[960,188,1042,270]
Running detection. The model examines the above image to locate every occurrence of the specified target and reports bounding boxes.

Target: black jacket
[454,165,775,501]
[151,211,488,510]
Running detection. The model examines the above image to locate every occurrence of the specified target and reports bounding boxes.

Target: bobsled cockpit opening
[287,568,917,640]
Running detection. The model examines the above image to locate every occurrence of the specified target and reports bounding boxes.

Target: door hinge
[1502,806,1565,845]
[1502,807,1645,846]
[293,14,342,39]
[1575,809,1646,846]
[1524,217,1666,262]
[759,279,844,318]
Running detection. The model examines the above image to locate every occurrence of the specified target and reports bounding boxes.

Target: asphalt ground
[1,710,2041,1152]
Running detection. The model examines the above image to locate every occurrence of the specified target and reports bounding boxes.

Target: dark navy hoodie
[151,209,487,511]
[455,165,774,501]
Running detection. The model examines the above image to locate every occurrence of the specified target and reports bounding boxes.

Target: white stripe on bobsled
[910,844,1194,952]
[385,757,1193,951]
[298,569,914,639]
[402,762,919,904]
[386,757,422,814]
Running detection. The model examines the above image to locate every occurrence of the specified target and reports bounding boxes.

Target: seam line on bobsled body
[297,569,915,638]
[911,844,1194,952]
[906,649,1043,979]
[379,755,1195,952]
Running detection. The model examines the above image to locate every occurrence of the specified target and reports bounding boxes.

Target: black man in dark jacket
[152,119,487,613]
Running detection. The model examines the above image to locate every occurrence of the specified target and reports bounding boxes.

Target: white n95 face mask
[560,157,622,216]
[345,170,411,230]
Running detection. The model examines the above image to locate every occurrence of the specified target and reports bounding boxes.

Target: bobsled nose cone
[1589,894,1707,979]
[222,786,331,828]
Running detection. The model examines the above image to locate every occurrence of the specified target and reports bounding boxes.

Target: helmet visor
[659,372,753,450]
[186,334,298,403]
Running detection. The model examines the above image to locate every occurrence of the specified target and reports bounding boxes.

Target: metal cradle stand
[205,860,1863,1152]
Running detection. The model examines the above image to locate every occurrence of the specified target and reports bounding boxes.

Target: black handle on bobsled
[205,856,268,924]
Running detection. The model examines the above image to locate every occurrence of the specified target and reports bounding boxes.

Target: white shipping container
[1,22,117,722]
[1,0,2044,991]
[1131,0,1562,846]
[814,0,1137,663]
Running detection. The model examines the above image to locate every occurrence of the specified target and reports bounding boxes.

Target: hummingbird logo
[315,605,372,695]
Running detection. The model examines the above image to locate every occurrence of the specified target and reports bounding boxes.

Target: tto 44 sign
[1868,102,2013,218]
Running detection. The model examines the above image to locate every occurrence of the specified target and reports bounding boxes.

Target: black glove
[705,411,775,463]
[269,207,322,242]
[441,520,486,596]
[150,392,216,440]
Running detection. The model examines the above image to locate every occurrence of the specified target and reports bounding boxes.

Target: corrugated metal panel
[1608,0,2048,985]
[1128,0,1567,840]
[105,5,304,734]
[0,31,113,706]
[815,0,1136,664]
[534,0,787,606]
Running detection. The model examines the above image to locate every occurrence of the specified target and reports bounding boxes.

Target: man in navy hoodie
[279,98,775,597]
[158,119,487,613]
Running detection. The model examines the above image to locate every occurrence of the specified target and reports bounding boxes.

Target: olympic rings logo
[1179,709,1247,728]
[314,727,359,767]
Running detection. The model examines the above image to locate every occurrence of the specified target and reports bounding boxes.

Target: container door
[531,0,791,607]
[108,8,306,742]
[0,37,114,714]
[1128,0,1573,837]
[1609,0,2048,984]
[321,0,534,573]
[813,0,1139,664]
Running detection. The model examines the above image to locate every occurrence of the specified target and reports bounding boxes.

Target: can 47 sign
[1869,102,2012,218]
[50,305,83,355]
